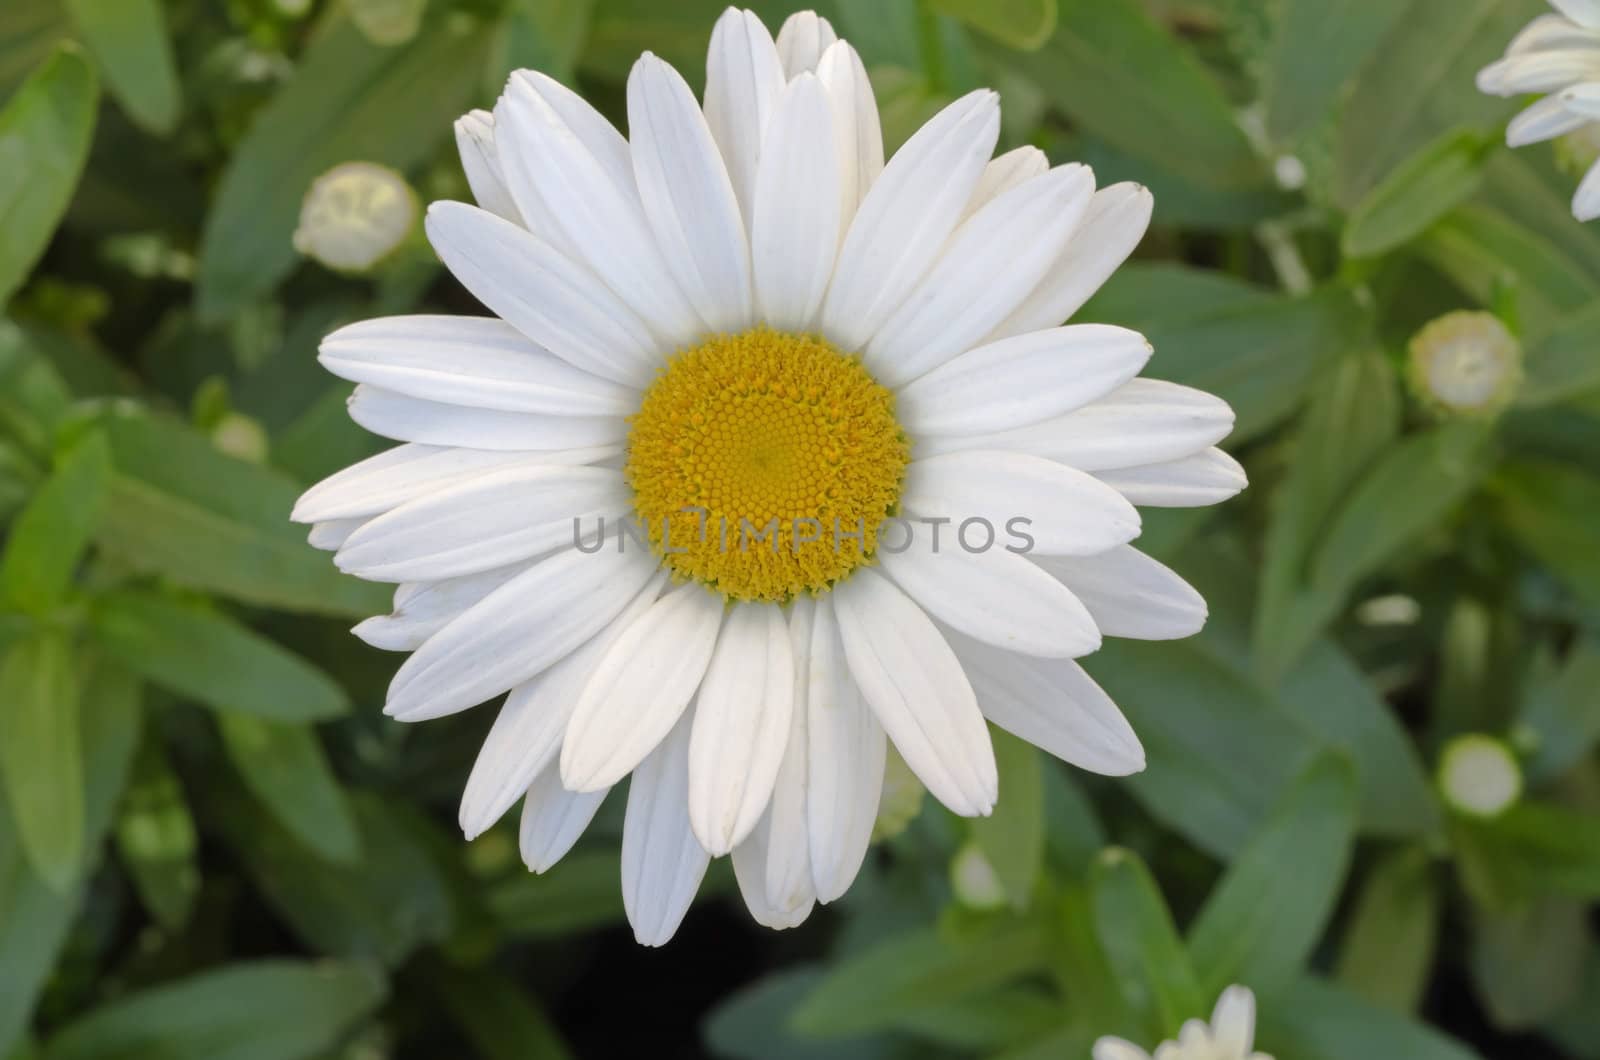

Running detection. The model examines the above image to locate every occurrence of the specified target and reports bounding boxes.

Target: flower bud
[293,162,418,273]
[1406,311,1522,416]
[1438,733,1522,818]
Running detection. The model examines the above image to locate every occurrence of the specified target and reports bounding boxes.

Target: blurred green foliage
[0,0,1598,1057]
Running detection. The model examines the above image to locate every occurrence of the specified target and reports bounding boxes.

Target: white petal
[1509,13,1600,55]
[518,765,609,872]
[628,53,754,333]
[732,813,814,929]
[454,110,523,225]
[963,146,1050,220]
[689,603,794,855]
[1211,985,1258,1054]
[820,90,1000,353]
[989,182,1154,341]
[459,572,667,839]
[352,563,529,652]
[752,73,842,331]
[897,325,1152,438]
[319,315,638,416]
[880,544,1101,658]
[1094,447,1247,507]
[815,40,884,222]
[347,384,626,452]
[561,583,725,792]
[804,596,885,902]
[1476,50,1600,95]
[1093,1037,1153,1060]
[921,378,1236,472]
[1507,94,1590,147]
[775,11,838,76]
[424,202,659,387]
[832,569,996,816]
[763,601,816,909]
[293,444,612,524]
[1562,81,1600,117]
[901,450,1140,556]
[865,164,1096,387]
[335,464,629,582]
[307,518,362,551]
[704,7,786,227]
[1034,546,1207,641]
[946,628,1145,776]
[1550,0,1600,30]
[495,72,706,344]
[384,544,656,721]
[1575,155,1600,221]
[621,711,709,946]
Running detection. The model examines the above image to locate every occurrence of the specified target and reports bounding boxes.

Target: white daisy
[292,7,1245,945]
[1477,0,1600,220]
[1094,986,1272,1060]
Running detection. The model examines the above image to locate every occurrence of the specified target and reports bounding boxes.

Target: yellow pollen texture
[625,327,908,603]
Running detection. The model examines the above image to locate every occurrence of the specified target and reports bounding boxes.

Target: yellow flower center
[625,326,908,603]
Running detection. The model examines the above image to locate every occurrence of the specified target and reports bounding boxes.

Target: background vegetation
[1,0,1598,1057]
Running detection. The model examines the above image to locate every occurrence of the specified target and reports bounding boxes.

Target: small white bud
[949,841,1007,911]
[293,162,418,273]
[1406,311,1522,416]
[1438,734,1522,818]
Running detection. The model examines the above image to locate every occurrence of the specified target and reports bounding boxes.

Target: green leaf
[1460,801,1600,900]
[0,3,71,101]
[1261,0,1410,143]
[0,630,81,887]
[1517,638,1600,782]
[488,848,627,939]
[791,916,1053,1036]
[113,737,200,932]
[93,408,387,617]
[1089,848,1206,1039]
[1519,302,1600,408]
[60,0,178,133]
[1187,753,1358,997]
[0,429,109,614]
[1334,848,1439,1012]
[1342,128,1492,259]
[0,44,97,307]
[195,15,491,319]
[930,0,1055,50]
[492,0,595,88]
[90,590,349,722]
[1259,976,1480,1060]
[706,966,894,1060]
[44,960,387,1060]
[432,964,573,1060]
[218,713,361,863]
[1491,460,1600,609]
[969,728,1043,909]
[1470,896,1588,1029]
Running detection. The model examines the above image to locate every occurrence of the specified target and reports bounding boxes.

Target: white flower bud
[293,162,417,273]
[1438,734,1522,818]
[950,841,1007,911]
[1406,311,1522,415]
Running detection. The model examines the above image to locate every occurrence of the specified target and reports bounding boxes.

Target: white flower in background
[1438,733,1523,818]
[293,162,418,272]
[1094,986,1272,1060]
[292,8,1246,945]
[1476,0,1600,221]
[1406,311,1522,416]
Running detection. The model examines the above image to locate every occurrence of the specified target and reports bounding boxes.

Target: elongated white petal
[752,74,842,331]
[880,544,1100,658]
[307,518,362,551]
[335,464,629,582]
[805,595,885,902]
[866,164,1096,386]
[1092,1038,1151,1060]
[1507,93,1590,147]
[384,544,656,721]
[1508,13,1600,56]
[561,583,725,792]
[775,11,838,76]
[815,40,883,222]
[820,90,1000,352]
[1094,447,1247,507]
[348,384,626,452]
[989,183,1154,341]
[495,73,705,344]
[425,202,659,387]
[963,146,1050,220]
[901,450,1140,556]
[1563,81,1600,117]
[352,563,529,652]
[320,315,638,416]
[460,572,666,839]
[897,325,1151,437]
[763,597,815,908]
[921,378,1236,472]
[294,444,612,524]
[454,110,523,225]
[1551,0,1600,31]
[629,53,754,333]
[1211,985,1259,1055]
[1575,155,1600,221]
[1477,50,1600,96]
[1034,546,1207,641]
[832,569,996,816]
[689,603,794,855]
[622,711,708,946]
[732,812,814,929]
[704,7,786,226]
[519,765,609,872]
[946,627,1144,776]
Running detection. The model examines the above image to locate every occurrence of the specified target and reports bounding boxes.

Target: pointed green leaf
[1343,129,1494,259]
[1492,460,1600,609]
[1090,848,1206,1039]
[219,713,360,864]
[1262,0,1410,142]
[61,0,179,133]
[1259,976,1480,1060]
[930,0,1055,50]
[0,630,81,888]
[970,728,1044,909]
[113,737,200,931]
[0,429,110,614]
[1335,848,1439,1012]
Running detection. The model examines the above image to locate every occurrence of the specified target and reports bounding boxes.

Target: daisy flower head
[1476,0,1600,220]
[293,8,1245,945]
[1094,986,1272,1060]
